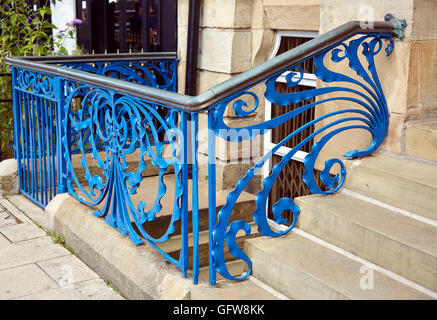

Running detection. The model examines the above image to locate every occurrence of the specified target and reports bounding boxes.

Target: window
[264,31,321,224]
[75,0,176,54]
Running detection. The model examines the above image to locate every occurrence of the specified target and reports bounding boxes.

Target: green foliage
[0,75,13,159]
[49,233,75,255]
[0,0,78,160]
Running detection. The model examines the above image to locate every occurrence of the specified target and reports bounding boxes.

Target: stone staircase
[5,143,437,299]
[405,120,437,164]
[244,152,437,300]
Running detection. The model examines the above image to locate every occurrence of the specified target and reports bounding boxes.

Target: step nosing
[249,241,350,299]
[341,188,437,227]
[297,195,437,258]
[298,192,437,228]
[247,232,434,299]
[356,166,437,188]
[347,157,437,188]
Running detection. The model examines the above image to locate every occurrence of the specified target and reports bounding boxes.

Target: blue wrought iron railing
[6,16,406,286]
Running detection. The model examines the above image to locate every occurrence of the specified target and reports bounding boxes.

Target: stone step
[245,231,433,300]
[405,121,437,163]
[195,260,246,283]
[76,173,256,238]
[158,222,259,269]
[71,148,174,183]
[344,154,437,221]
[188,260,286,300]
[296,192,437,292]
[188,276,283,300]
[74,173,257,268]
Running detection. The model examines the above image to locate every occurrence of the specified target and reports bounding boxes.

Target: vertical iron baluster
[207,110,217,286]
[55,77,67,194]
[17,90,27,190]
[41,98,48,204]
[29,93,35,201]
[49,100,56,199]
[180,111,189,278]
[47,100,53,199]
[21,90,28,195]
[26,92,32,197]
[24,92,32,197]
[30,93,38,201]
[171,59,178,93]
[36,96,44,204]
[30,94,39,202]
[20,91,26,194]
[191,112,199,284]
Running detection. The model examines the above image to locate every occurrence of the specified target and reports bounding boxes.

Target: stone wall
[407,0,437,121]
[317,0,437,162]
[177,0,437,188]
[177,0,321,190]
[178,0,321,94]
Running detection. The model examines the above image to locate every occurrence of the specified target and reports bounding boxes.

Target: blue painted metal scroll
[10,57,178,208]
[207,34,394,284]
[8,27,399,286]
[63,59,178,92]
[62,81,189,274]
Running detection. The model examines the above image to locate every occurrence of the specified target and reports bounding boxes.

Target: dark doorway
[75,0,177,54]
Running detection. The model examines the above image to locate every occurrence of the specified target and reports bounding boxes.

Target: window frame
[263,30,319,180]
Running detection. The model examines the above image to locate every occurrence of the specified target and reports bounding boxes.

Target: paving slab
[45,193,195,300]
[37,255,100,287]
[0,264,58,299]
[0,197,125,300]
[1,196,45,228]
[0,236,71,270]
[0,210,18,228]
[0,233,10,246]
[15,278,123,300]
[0,198,33,223]
[0,222,47,243]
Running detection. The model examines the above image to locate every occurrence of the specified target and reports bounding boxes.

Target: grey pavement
[0,199,124,300]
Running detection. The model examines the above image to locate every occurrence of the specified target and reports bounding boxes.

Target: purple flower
[66,18,83,27]
[0,4,10,10]
[26,16,33,24]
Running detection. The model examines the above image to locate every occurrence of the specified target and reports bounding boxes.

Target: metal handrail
[6,18,405,112]
[6,14,407,286]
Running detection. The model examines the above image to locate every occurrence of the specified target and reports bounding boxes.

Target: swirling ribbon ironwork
[62,83,187,269]
[64,59,177,154]
[63,59,177,90]
[15,68,56,99]
[209,34,394,281]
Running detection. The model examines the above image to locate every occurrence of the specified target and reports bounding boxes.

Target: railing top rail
[19,52,178,64]
[6,18,405,112]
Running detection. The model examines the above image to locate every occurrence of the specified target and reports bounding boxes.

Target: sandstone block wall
[177,0,321,190]
[318,0,437,161]
[177,0,436,188]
